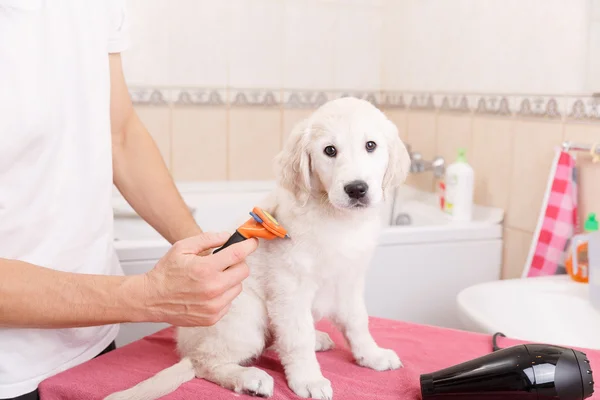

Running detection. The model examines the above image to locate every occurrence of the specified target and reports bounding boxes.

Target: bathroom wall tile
[435,114,473,166]
[406,111,437,192]
[229,108,282,180]
[282,109,314,143]
[564,122,600,144]
[134,105,172,169]
[383,109,408,142]
[593,0,600,21]
[471,116,516,211]
[283,0,337,90]
[586,21,600,92]
[333,3,382,90]
[506,120,564,232]
[122,0,171,86]
[171,107,228,181]
[407,111,437,158]
[502,228,533,279]
[168,0,229,87]
[229,0,284,89]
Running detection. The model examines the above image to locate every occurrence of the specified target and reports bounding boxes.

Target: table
[39,317,600,399]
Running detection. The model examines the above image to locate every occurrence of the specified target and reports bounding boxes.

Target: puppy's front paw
[355,348,403,371]
[235,367,274,397]
[315,330,335,352]
[288,376,333,399]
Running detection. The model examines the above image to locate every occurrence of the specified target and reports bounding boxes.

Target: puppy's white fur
[105,97,411,400]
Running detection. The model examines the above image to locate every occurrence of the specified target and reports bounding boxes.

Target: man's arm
[0,233,256,329]
[109,53,201,244]
[0,258,146,328]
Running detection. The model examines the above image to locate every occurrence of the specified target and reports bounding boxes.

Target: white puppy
[105,97,411,400]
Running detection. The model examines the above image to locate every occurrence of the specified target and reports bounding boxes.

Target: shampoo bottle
[565,213,599,283]
[443,148,474,221]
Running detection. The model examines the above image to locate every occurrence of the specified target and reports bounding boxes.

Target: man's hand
[137,232,258,327]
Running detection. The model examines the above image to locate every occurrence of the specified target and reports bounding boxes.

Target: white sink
[457,275,600,350]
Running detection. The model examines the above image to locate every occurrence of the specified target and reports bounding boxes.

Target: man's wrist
[118,274,160,323]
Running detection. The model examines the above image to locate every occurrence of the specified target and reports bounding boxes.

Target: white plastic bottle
[443,148,474,222]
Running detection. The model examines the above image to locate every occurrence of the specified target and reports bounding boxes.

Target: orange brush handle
[212,207,288,254]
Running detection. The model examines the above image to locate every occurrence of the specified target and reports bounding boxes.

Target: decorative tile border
[128,86,600,123]
[283,91,328,109]
[565,97,600,121]
[514,96,563,119]
[228,89,281,107]
[475,95,514,116]
[172,88,227,106]
[129,88,171,105]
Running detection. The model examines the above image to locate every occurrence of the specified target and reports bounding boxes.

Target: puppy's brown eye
[324,145,337,157]
[366,141,377,152]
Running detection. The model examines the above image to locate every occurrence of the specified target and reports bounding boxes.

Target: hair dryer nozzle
[420,344,594,399]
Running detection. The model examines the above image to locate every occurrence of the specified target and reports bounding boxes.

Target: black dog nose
[344,181,369,199]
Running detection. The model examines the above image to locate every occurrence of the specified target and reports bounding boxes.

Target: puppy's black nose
[344,180,369,199]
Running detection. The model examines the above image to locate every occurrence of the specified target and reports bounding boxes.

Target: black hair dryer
[420,343,595,400]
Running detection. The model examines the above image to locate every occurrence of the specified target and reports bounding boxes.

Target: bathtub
[112,181,504,346]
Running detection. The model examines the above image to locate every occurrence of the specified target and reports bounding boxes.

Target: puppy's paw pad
[356,348,403,371]
[288,377,333,399]
[235,367,274,398]
[315,331,335,352]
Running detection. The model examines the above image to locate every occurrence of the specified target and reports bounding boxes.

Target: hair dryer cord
[492,332,506,352]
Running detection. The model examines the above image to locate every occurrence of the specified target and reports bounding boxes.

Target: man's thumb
[172,232,231,255]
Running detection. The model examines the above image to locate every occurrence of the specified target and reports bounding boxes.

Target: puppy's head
[275,97,410,210]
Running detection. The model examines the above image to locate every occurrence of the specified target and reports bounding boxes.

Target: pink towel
[523,150,578,278]
[39,318,600,400]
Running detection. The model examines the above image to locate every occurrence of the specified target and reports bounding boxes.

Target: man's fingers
[171,232,231,255]
[206,238,258,271]
[212,283,243,313]
[219,261,250,290]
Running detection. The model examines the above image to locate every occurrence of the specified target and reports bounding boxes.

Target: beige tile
[406,111,437,192]
[407,111,437,158]
[134,105,172,169]
[229,108,282,180]
[436,113,473,164]
[171,107,228,181]
[282,109,314,143]
[471,116,516,210]
[507,120,563,231]
[564,122,600,144]
[502,228,534,279]
[382,109,408,142]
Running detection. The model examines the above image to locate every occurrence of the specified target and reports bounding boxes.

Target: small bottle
[443,148,474,221]
[565,213,599,283]
[589,228,600,311]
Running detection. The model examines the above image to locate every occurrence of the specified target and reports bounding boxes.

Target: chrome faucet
[405,144,445,178]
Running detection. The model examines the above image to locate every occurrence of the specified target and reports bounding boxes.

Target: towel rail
[562,141,600,154]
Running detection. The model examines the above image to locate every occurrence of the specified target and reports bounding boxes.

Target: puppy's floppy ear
[382,119,411,192]
[274,118,312,202]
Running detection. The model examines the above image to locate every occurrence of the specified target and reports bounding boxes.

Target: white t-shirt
[0,1,130,397]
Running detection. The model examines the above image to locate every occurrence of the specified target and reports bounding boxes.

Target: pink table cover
[39,317,600,399]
